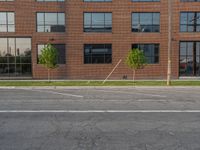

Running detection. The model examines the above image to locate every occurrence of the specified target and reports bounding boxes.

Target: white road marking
[0,110,200,113]
[93,89,166,98]
[0,99,131,101]
[137,99,167,102]
[22,89,84,98]
[0,99,138,102]
[0,87,15,89]
[0,99,169,103]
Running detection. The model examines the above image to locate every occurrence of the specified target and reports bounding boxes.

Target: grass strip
[0,80,199,86]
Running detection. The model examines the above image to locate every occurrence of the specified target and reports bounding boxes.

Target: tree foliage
[125,48,146,70]
[125,48,146,84]
[39,44,58,69]
[39,44,58,81]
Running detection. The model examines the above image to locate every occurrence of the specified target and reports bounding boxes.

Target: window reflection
[132,12,160,32]
[0,38,32,77]
[179,42,200,76]
[84,13,112,32]
[37,13,65,32]
[0,12,15,32]
[180,12,200,32]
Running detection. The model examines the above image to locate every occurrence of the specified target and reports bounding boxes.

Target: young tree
[39,44,58,82]
[125,48,146,85]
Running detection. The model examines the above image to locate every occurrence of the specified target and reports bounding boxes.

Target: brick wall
[0,0,196,79]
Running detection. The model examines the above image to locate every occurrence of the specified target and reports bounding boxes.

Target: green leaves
[39,44,58,69]
[125,48,146,70]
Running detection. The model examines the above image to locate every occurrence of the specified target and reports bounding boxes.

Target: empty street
[0,87,200,150]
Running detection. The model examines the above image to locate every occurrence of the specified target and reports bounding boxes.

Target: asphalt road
[0,87,200,150]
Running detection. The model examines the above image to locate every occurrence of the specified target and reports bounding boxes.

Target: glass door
[180,42,200,76]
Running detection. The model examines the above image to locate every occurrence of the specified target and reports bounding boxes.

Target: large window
[132,44,159,64]
[132,0,159,1]
[84,0,111,1]
[181,0,200,2]
[84,44,112,64]
[180,12,200,32]
[0,38,32,77]
[37,12,65,32]
[180,42,200,76]
[84,13,112,32]
[37,0,64,1]
[37,44,66,64]
[132,12,160,32]
[0,12,15,32]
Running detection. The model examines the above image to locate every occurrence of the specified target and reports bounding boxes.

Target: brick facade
[0,0,198,79]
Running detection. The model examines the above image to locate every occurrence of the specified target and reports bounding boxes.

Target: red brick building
[0,0,199,79]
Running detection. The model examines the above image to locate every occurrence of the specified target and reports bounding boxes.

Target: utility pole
[167,0,172,86]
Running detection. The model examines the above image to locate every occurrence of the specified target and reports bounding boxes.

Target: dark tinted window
[84,44,112,64]
[132,44,159,64]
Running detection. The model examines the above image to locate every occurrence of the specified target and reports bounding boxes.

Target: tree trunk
[133,69,136,87]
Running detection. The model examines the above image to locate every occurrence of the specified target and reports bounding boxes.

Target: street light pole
[167,0,172,86]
